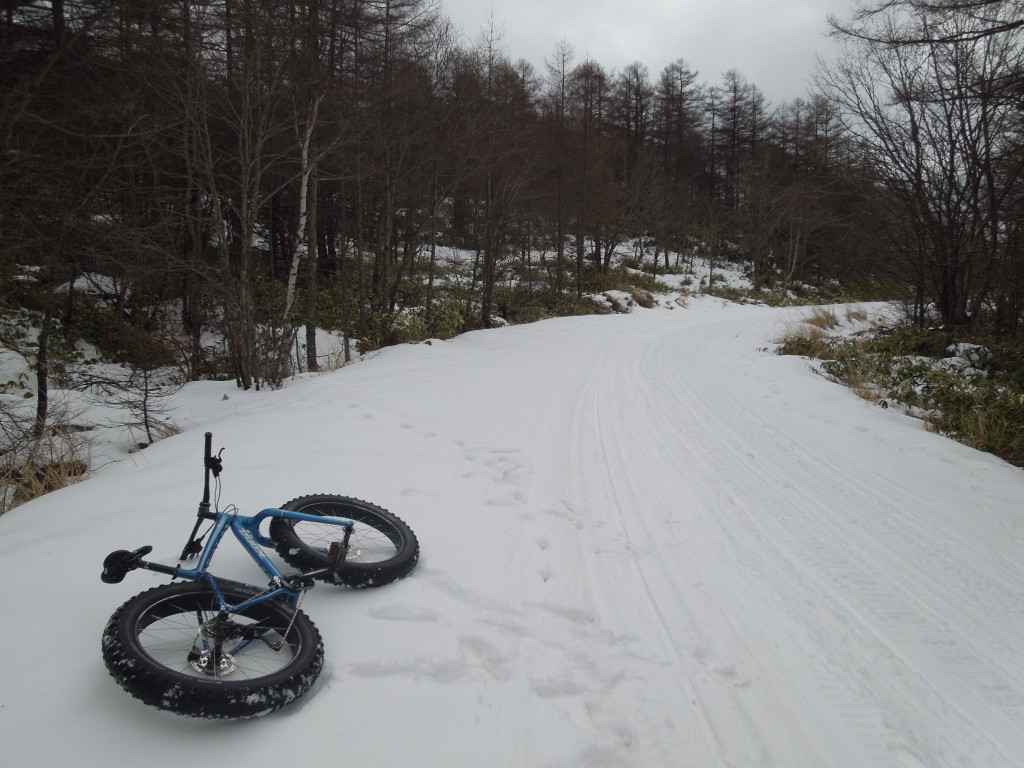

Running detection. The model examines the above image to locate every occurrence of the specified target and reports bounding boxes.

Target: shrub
[357,309,430,353]
[974,339,1024,389]
[862,325,953,358]
[493,285,551,324]
[775,326,836,360]
[313,284,362,333]
[919,371,1024,464]
[426,299,465,339]
[706,285,793,307]
[776,317,1024,466]
[583,265,664,297]
[553,293,606,317]
[66,296,182,372]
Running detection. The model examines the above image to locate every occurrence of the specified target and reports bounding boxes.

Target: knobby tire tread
[102,581,323,719]
[269,495,419,588]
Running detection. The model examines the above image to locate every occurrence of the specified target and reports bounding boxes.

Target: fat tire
[102,581,323,719]
[270,495,419,588]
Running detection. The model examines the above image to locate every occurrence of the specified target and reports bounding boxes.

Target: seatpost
[179,432,219,560]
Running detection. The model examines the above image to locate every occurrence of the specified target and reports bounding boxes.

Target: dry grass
[0,402,91,516]
[774,318,875,395]
[773,321,833,358]
[803,306,840,330]
[1,454,89,513]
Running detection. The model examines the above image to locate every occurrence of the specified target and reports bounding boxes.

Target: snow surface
[3,296,1024,767]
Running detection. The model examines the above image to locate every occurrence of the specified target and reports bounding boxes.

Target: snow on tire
[270,495,419,588]
[102,581,323,719]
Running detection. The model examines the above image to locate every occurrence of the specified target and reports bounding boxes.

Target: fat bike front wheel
[270,495,419,588]
[102,581,323,719]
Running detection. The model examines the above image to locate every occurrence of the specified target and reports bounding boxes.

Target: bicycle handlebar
[201,432,223,507]
[202,431,213,507]
[180,432,222,560]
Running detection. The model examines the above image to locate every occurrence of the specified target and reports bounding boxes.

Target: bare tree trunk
[34,284,55,438]
[305,159,319,373]
[274,99,319,384]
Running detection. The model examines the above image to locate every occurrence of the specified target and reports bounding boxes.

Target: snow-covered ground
[3,296,1024,767]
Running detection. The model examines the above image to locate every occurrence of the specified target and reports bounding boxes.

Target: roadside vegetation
[776,307,1024,467]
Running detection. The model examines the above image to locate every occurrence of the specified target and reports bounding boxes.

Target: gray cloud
[440,0,855,104]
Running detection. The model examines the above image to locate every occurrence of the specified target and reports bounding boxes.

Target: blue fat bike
[100,432,419,719]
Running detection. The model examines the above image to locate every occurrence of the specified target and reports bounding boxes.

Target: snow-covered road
[3,297,1024,767]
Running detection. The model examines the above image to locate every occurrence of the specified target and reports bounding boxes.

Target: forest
[2,1,1024,464]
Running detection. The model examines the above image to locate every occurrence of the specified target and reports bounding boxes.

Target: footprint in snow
[711,662,752,688]
[532,602,597,626]
[530,675,587,698]
[369,604,441,623]
[459,636,513,681]
[348,657,465,683]
[400,487,435,498]
[484,497,519,508]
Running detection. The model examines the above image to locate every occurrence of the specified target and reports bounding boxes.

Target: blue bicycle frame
[100,431,355,613]
[172,507,355,609]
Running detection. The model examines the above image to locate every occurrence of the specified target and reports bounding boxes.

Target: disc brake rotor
[188,616,245,676]
[189,647,238,676]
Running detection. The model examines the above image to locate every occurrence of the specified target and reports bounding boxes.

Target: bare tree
[832,1,1024,45]
[542,38,575,298]
[821,6,1024,330]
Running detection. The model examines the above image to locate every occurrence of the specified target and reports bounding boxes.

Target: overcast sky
[438,0,857,105]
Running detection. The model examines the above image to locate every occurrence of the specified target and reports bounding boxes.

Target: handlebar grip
[203,432,222,478]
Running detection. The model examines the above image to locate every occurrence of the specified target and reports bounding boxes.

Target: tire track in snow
[638,306,1024,766]
[571,337,732,766]
[576,313,860,767]
[530,311,846,766]
[527,303,1024,768]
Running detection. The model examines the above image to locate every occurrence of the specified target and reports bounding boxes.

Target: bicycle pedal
[281,573,316,590]
[328,541,347,568]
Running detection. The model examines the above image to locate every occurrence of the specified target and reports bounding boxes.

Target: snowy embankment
[3,296,1024,767]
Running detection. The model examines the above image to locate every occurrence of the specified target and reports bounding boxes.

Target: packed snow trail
[2,297,1024,768]
[518,303,1024,766]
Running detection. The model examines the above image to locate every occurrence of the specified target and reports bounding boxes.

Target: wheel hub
[189,647,238,676]
[187,616,246,676]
